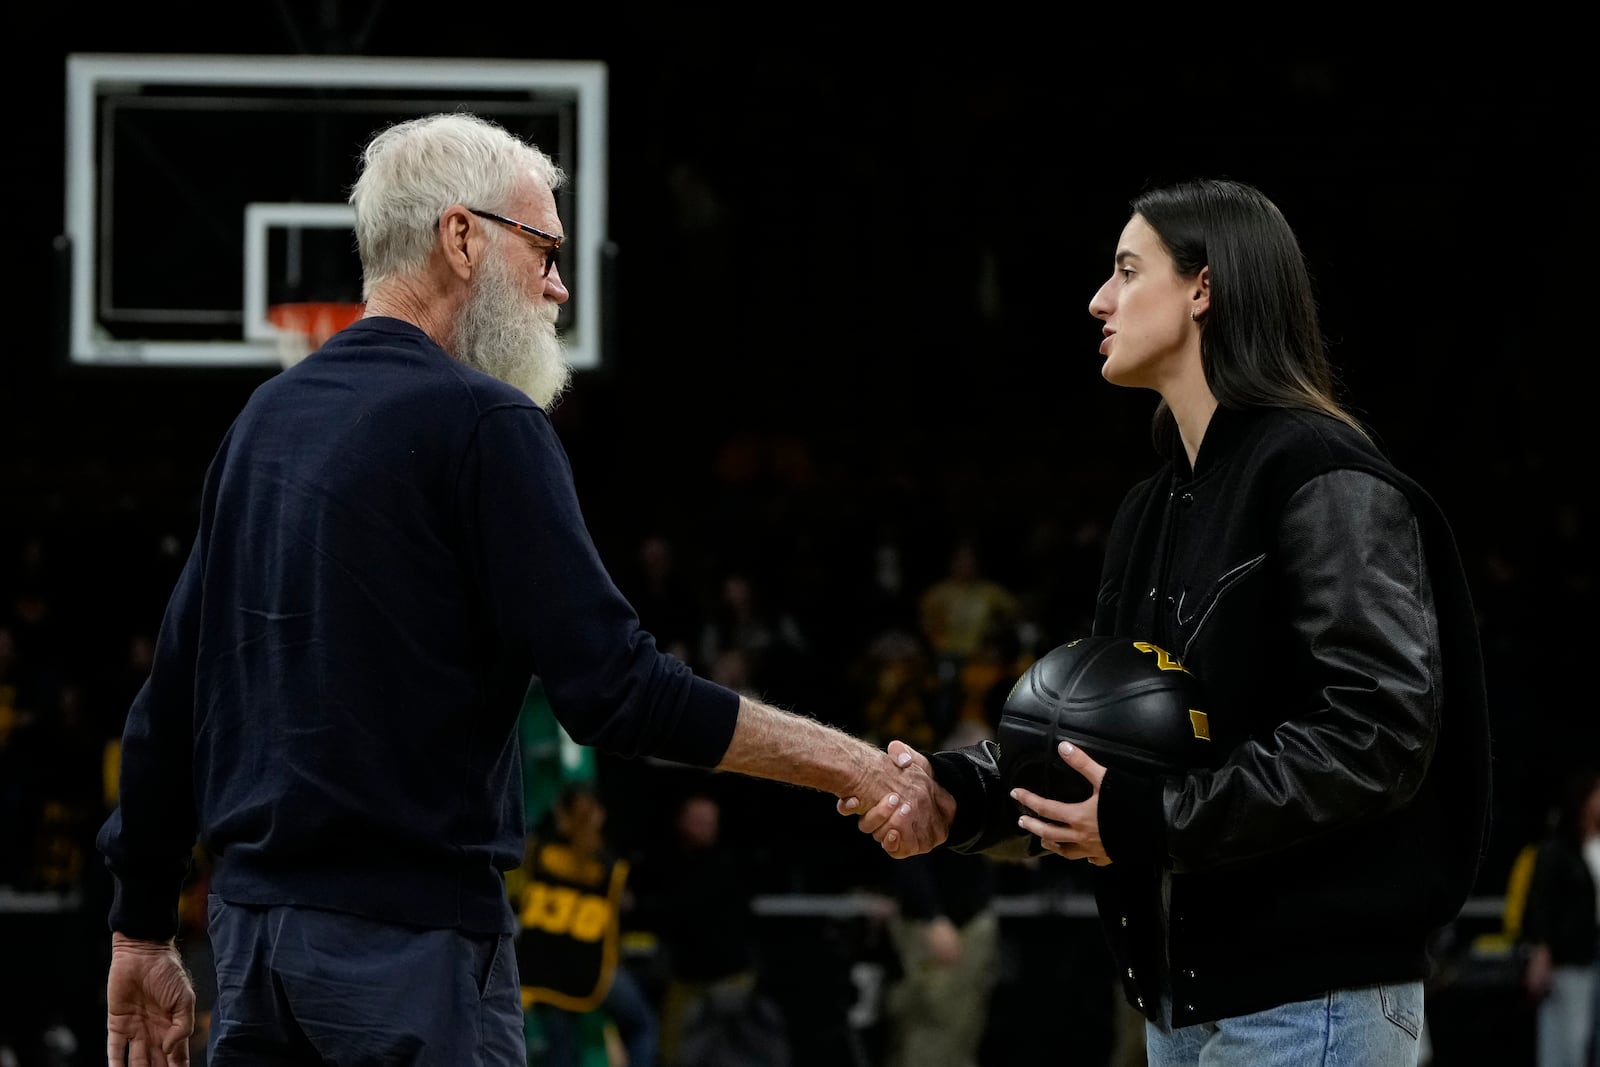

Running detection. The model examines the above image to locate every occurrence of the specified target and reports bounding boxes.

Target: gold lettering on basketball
[1132,641,1190,673]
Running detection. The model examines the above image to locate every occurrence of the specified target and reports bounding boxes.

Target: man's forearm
[715,695,876,797]
[720,696,955,857]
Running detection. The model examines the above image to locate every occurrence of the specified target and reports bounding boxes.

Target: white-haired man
[98,111,952,1067]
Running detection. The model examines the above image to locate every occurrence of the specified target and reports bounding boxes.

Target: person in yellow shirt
[516,782,657,1067]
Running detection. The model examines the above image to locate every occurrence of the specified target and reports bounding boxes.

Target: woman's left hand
[1011,741,1112,866]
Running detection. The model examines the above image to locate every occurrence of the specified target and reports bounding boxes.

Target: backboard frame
[63,53,608,369]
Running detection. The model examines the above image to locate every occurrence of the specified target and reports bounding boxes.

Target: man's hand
[107,932,196,1067]
[1012,741,1111,866]
[837,739,955,858]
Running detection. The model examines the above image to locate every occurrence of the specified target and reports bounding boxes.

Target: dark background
[3,9,1594,1065]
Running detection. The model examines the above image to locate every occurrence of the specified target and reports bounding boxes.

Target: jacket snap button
[1127,967,1135,979]
[1180,492,1194,505]
[1120,916,1129,927]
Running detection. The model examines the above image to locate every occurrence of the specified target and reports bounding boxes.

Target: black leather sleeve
[928,741,1045,860]
[1161,470,1442,872]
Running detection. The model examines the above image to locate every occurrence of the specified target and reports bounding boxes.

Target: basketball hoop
[268,301,366,369]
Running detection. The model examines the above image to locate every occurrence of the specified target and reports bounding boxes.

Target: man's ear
[440,205,476,280]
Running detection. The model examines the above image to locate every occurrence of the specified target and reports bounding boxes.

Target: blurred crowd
[1,409,1594,1066]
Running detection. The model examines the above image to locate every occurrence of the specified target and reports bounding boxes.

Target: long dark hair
[1129,179,1367,452]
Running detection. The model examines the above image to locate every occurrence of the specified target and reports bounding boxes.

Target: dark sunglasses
[467,208,563,278]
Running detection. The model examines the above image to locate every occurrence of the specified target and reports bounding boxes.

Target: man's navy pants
[206,896,526,1065]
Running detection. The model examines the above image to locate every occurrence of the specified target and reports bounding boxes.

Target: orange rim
[267,301,365,345]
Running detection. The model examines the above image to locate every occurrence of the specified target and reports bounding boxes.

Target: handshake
[838,735,1112,865]
[837,637,1201,865]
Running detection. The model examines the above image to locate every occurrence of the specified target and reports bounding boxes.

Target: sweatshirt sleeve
[461,404,739,767]
[96,536,203,941]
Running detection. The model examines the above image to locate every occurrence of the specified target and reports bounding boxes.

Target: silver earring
[1190,308,1198,321]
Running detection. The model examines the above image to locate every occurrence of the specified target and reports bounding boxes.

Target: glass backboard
[63,53,607,369]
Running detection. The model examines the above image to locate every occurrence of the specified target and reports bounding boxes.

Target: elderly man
[98,111,951,1067]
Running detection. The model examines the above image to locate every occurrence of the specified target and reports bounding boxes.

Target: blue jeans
[206,896,525,1066]
[1539,964,1598,1067]
[1145,983,1425,1067]
[535,965,658,1067]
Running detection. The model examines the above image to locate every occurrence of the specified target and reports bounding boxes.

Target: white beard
[453,249,572,409]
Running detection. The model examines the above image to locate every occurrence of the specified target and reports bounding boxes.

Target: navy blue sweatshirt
[97,318,741,940]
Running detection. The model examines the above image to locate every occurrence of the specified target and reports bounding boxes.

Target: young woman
[853,178,1493,1066]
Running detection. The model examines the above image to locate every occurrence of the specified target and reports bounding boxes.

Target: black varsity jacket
[930,404,1492,1026]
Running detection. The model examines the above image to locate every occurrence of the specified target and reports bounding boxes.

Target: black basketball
[997,636,1214,807]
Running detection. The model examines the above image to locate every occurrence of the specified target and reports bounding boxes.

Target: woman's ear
[1192,265,1211,320]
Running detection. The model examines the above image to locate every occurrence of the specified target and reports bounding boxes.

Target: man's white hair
[349,112,566,298]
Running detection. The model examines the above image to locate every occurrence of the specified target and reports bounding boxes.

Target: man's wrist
[112,931,180,953]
